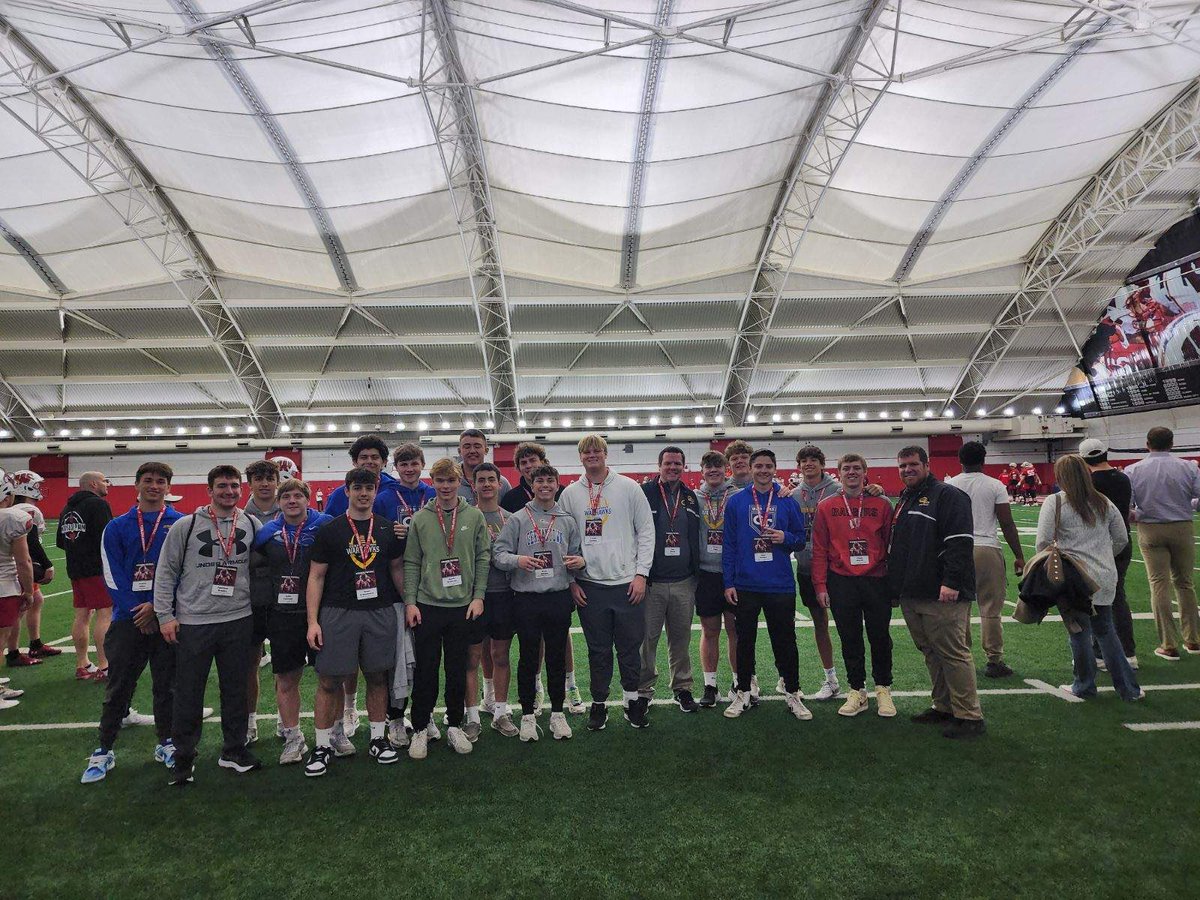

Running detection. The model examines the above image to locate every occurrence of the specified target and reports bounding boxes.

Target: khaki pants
[638,576,697,697]
[1138,521,1200,651]
[901,599,982,721]
[973,546,1007,664]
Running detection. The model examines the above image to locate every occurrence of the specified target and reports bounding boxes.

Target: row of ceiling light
[1,404,1063,441]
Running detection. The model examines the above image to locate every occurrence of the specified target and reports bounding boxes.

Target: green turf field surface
[4,506,1198,899]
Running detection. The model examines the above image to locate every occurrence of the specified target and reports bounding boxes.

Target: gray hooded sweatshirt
[792,473,840,571]
[154,506,260,626]
[696,479,741,574]
[492,500,582,593]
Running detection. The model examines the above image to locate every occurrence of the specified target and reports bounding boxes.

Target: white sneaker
[811,678,840,701]
[426,721,441,742]
[549,711,572,740]
[447,726,473,754]
[279,730,307,765]
[1,686,24,700]
[1127,655,1139,670]
[120,708,154,728]
[342,706,359,737]
[330,721,356,757]
[408,729,428,760]
[775,676,786,695]
[0,676,9,685]
[787,691,813,721]
[258,652,271,669]
[749,675,761,703]
[387,717,410,749]
[566,685,586,714]
[838,689,868,717]
[0,696,18,710]
[519,713,540,742]
[724,690,751,718]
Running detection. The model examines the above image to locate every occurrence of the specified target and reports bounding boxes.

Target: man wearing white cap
[1080,438,1137,668]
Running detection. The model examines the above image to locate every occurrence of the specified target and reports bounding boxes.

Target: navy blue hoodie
[250,509,333,611]
[721,484,806,594]
[323,471,405,520]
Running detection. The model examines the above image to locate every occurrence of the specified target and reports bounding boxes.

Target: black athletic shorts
[267,609,314,674]
[796,569,823,612]
[482,588,516,642]
[252,605,270,645]
[694,570,734,618]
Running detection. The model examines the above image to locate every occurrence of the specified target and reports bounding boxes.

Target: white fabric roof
[1,0,1200,437]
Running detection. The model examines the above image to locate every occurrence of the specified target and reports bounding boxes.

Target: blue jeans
[1068,605,1141,700]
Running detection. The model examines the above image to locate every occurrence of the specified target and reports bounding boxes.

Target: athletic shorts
[796,570,823,612]
[314,605,397,677]
[0,596,21,628]
[694,570,734,618]
[267,610,313,675]
[482,589,516,642]
[71,576,112,610]
[251,606,270,645]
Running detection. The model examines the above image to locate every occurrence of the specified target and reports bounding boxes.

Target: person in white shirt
[945,443,1025,679]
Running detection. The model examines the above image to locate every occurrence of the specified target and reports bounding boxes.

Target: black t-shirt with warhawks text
[309,514,402,611]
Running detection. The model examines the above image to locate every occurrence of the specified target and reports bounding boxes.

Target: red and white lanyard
[752,486,775,532]
[842,492,865,532]
[345,512,375,563]
[136,507,166,562]
[436,502,459,554]
[208,507,238,561]
[658,480,681,526]
[527,508,556,549]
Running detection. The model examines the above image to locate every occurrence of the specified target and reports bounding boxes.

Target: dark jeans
[98,617,175,750]
[827,573,893,691]
[514,590,573,714]
[1094,544,1135,658]
[172,616,252,762]
[1070,604,1141,701]
[575,580,646,702]
[734,590,799,694]
[410,602,472,730]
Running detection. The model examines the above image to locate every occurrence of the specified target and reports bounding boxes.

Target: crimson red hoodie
[811,491,892,591]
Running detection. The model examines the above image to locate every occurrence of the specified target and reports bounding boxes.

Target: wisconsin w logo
[195,528,249,558]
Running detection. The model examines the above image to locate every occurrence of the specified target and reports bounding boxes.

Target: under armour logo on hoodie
[195,528,249,558]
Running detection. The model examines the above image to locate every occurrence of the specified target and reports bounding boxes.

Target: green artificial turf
[3,507,1197,899]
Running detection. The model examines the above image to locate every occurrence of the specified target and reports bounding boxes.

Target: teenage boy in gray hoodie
[155,465,262,784]
[493,464,585,743]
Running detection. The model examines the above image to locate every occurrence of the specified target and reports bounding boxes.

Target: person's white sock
[344,690,358,711]
[369,721,385,740]
[494,701,508,718]
[824,667,838,682]
[283,725,300,739]
[622,690,638,705]
[466,705,480,725]
[565,670,577,690]
[315,727,332,748]
[731,672,738,687]
[535,675,544,693]
[703,671,717,687]
[247,713,256,728]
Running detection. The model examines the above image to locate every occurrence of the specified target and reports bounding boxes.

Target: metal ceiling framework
[420,0,520,429]
[718,0,896,427]
[944,74,1200,417]
[0,16,288,436]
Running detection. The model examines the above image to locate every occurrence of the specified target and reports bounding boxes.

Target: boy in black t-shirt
[303,468,403,776]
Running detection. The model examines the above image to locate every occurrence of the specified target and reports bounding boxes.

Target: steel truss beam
[0,371,43,439]
[420,0,520,429]
[619,0,673,290]
[944,76,1200,416]
[0,17,287,435]
[718,0,896,426]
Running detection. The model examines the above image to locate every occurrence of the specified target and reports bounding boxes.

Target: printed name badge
[584,516,604,546]
[212,564,238,597]
[533,550,554,579]
[132,562,156,592]
[848,539,870,567]
[665,531,682,557]
[354,570,378,601]
[753,536,773,563]
[440,557,463,588]
[277,574,300,605]
[706,531,723,554]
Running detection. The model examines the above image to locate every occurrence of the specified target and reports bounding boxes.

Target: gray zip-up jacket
[154,506,260,626]
[492,500,582,593]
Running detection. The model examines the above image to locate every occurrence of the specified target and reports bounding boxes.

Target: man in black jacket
[888,446,985,739]
[638,446,702,715]
[57,471,113,681]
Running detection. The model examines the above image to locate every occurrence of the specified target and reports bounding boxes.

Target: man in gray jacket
[155,465,262,784]
[493,463,586,742]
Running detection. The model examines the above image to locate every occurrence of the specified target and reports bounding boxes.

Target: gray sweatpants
[638,576,697,698]
[576,579,645,703]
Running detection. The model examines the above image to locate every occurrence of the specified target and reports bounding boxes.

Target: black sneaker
[674,690,699,713]
[304,746,331,778]
[586,702,607,731]
[169,759,194,786]
[217,748,262,774]
[984,661,1014,679]
[624,697,650,729]
[698,685,718,708]
[910,707,954,726]
[942,718,987,740]
[369,737,399,765]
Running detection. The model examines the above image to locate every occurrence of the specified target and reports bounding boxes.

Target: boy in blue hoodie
[721,449,812,722]
[82,462,183,783]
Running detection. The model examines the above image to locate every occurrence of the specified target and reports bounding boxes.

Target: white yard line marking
[1024,678,1086,702]
[1124,720,1200,732]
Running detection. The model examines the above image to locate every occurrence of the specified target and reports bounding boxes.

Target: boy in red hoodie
[811,453,896,719]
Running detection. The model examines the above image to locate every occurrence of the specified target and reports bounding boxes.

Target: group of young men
[1004,462,1043,505]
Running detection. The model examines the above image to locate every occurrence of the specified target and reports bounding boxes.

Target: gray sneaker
[330,721,356,757]
[463,720,482,743]
[491,713,519,737]
[279,730,307,765]
[387,717,410,749]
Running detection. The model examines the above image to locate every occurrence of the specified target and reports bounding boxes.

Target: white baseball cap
[1078,438,1107,460]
